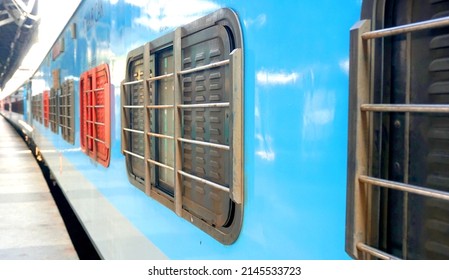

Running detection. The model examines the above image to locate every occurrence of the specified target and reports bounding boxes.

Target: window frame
[347,0,449,260]
[49,88,59,133]
[33,93,43,124]
[80,64,111,167]
[121,45,146,190]
[59,79,75,144]
[121,8,244,244]
[43,90,50,127]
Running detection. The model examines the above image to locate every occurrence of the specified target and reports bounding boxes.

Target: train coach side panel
[6,0,361,259]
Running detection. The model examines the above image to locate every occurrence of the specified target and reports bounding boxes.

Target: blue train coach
[2,0,449,260]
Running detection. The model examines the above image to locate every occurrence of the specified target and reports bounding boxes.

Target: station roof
[0,0,81,98]
[0,0,39,89]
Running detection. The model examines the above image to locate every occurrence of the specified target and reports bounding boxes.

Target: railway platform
[0,115,78,259]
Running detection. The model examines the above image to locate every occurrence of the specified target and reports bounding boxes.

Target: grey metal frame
[49,88,59,134]
[121,8,244,244]
[347,11,449,259]
[59,79,75,144]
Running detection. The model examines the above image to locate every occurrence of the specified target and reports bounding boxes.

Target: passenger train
[2,0,449,260]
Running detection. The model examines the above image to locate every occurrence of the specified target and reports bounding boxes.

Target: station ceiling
[0,0,39,89]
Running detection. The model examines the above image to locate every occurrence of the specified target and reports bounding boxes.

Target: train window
[80,64,111,167]
[43,90,50,127]
[60,79,75,144]
[49,88,59,134]
[3,99,10,111]
[32,95,37,121]
[347,0,449,259]
[11,91,24,114]
[32,93,43,124]
[121,8,243,244]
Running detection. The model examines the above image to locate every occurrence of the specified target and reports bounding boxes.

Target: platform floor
[0,116,78,259]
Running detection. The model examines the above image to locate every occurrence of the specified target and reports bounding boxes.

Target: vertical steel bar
[402,28,412,260]
[346,19,373,259]
[174,27,183,216]
[91,70,98,162]
[144,42,152,195]
[120,82,127,154]
[230,48,243,204]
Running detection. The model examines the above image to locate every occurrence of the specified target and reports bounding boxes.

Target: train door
[347,0,449,259]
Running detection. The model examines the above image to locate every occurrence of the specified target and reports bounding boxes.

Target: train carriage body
[3,0,449,260]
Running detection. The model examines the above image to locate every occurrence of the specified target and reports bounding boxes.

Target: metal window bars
[33,93,43,123]
[43,90,49,127]
[37,93,43,123]
[59,79,75,144]
[49,88,58,134]
[121,28,243,217]
[32,94,39,121]
[347,16,449,260]
[80,65,111,167]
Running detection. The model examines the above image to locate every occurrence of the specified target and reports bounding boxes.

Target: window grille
[347,0,449,260]
[43,90,49,127]
[32,93,43,124]
[49,88,59,133]
[80,64,111,167]
[121,8,243,244]
[59,79,75,144]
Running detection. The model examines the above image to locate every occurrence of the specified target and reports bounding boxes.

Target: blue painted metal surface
[1,0,362,259]
[22,84,28,122]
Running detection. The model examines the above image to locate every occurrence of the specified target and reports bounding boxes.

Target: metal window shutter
[43,90,49,127]
[80,64,111,167]
[121,8,244,244]
[180,25,232,228]
[50,88,59,134]
[60,79,75,144]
